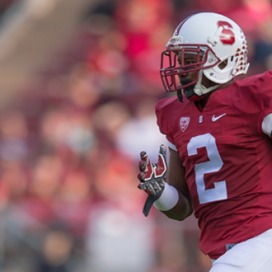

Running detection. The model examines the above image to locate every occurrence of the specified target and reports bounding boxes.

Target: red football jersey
[156,70,272,259]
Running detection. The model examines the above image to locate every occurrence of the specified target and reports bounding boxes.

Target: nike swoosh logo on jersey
[212,113,227,122]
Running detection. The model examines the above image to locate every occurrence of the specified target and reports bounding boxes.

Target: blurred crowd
[0,0,272,271]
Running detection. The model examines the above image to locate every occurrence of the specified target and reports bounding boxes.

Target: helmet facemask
[160,44,221,100]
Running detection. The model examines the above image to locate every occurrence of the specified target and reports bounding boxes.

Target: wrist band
[262,113,272,137]
[153,182,179,211]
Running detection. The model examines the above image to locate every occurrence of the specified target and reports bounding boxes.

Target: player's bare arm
[161,147,193,220]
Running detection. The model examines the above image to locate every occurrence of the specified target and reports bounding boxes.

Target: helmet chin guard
[192,71,219,97]
[180,71,219,102]
[160,12,250,101]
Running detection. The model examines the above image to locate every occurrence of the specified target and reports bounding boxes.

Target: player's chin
[180,83,199,101]
[184,90,203,101]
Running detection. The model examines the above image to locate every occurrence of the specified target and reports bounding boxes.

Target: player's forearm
[161,192,193,221]
[152,183,193,220]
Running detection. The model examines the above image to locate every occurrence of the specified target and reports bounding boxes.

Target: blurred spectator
[251,17,272,72]
[65,63,101,112]
[116,98,167,162]
[34,224,75,272]
[194,0,242,14]
[91,100,132,149]
[225,0,272,38]
[114,0,174,93]
[39,107,96,160]
[114,0,173,59]
[0,110,30,207]
[55,169,93,239]
[0,0,16,18]
[25,153,63,226]
[87,29,129,96]
[0,110,29,162]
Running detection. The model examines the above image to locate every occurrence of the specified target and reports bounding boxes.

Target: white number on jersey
[187,133,227,204]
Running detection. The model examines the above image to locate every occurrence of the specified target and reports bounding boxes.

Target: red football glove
[137,145,167,216]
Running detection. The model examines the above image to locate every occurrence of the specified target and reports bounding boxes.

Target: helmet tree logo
[217,21,235,45]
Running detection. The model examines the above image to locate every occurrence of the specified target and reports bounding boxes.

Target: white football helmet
[160,12,249,100]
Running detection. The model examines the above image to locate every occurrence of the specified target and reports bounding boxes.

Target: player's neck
[195,93,211,111]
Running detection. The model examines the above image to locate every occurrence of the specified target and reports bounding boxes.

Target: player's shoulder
[234,70,272,91]
[155,95,186,114]
[225,70,272,113]
[156,95,178,109]
[155,95,185,134]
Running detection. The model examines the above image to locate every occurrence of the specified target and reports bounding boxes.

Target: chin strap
[178,71,220,102]
[178,78,195,102]
[193,70,219,97]
[177,89,183,102]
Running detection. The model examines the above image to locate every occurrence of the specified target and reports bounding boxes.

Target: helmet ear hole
[218,60,228,70]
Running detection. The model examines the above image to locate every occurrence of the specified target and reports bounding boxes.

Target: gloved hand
[137,145,167,216]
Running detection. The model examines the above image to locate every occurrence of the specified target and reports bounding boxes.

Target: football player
[138,12,272,271]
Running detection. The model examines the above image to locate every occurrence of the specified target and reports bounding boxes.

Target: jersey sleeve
[253,71,272,117]
[234,70,272,134]
[155,96,177,146]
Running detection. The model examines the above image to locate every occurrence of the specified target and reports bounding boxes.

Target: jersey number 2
[187,133,227,204]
